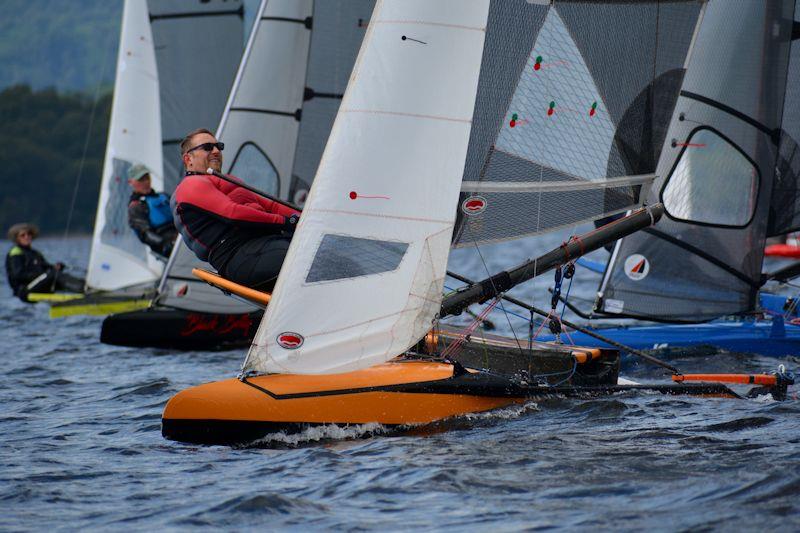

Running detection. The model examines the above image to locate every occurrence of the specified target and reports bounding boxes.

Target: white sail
[158,0,373,314]
[86,0,165,292]
[244,0,490,375]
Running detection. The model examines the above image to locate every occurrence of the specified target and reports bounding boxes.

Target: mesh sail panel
[148,0,244,191]
[453,0,701,248]
[599,1,796,322]
[768,5,800,236]
[291,1,374,187]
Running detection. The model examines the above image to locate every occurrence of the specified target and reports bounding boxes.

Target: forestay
[148,0,244,190]
[157,0,374,314]
[598,1,797,322]
[86,0,165,292]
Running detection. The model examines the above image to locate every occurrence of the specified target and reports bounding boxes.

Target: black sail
[598,1,797,322]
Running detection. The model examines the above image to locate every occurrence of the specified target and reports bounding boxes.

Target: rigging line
[470,234,526,355]
[445,269,681,374]
[62,23,114,241]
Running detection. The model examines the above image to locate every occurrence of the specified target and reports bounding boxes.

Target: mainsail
[157,0,374,314]
[148,0,244,190]
[243,0,703,376]
[86,0,244,293]
[597,1,797,322]
[86,0,165,291]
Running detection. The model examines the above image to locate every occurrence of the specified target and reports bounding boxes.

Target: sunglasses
[187,142,224,154]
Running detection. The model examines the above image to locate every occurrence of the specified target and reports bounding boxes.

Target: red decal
[277,332,304,349]
[349,191,390,200]
[631,259,646,274]
[180,313,253,337]
[461,196,487,215]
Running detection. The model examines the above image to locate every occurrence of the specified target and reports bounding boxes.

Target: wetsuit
[128,190,178,259]
[172,173,300,291]
[5,245,85,302]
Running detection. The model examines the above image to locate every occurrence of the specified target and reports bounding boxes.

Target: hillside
[0,0,121,92]
[0,85,110,236]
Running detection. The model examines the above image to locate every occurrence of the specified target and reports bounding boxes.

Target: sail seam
[371,20,485,33]
[309,208,452,225]
[341,109,471,124]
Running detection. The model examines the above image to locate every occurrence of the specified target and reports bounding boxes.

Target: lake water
[2,236,798,531]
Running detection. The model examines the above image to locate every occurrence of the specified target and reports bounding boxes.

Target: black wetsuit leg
[54,272,85,293]
[216,235,291,292]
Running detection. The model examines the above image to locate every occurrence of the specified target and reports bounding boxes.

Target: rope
[62,27,114,240]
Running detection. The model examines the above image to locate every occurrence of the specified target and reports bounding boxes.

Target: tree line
[0,85,111,236]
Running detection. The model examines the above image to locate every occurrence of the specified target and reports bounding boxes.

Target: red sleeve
[175,176,286,225]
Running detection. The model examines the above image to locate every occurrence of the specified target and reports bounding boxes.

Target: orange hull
[162,360,740,445]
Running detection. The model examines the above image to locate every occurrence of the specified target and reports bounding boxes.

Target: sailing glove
[283,214,300,233]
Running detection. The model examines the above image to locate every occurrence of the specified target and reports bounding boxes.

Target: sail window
[229,142,279,196]
[662,129,759,227]
[306,235,409,283]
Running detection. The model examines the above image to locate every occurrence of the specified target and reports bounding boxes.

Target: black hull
[101,306,262,350]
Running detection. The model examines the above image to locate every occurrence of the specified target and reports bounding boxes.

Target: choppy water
[2,236,799,531]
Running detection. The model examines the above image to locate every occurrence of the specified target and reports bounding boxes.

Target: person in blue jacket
[127,163,178,259]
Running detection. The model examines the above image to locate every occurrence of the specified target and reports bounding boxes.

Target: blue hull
[538,319,800,357]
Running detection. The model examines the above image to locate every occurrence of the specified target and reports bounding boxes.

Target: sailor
[127,163,178,259]
[5,223,85,302]
[172,128,300,292]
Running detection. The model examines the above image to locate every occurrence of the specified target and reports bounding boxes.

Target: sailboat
[161,0,794,446]
[537,1,800,357]
[101,0,375,349]
[45,0,244,318]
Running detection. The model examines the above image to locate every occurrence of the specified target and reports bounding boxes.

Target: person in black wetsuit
[172,128,300,292]
[127,163,178,260]
[5,223,85,302]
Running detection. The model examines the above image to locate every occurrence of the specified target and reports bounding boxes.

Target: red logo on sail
[623,254,650,281]
[277,332,304,349]
[461,196,487,215]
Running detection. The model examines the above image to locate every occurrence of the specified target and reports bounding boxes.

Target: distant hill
[0,85,110,236]
[0,0,121,93]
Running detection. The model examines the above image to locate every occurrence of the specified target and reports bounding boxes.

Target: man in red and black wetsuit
[172,128,300,292]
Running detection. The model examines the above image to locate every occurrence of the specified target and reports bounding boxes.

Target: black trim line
[643,227,761,288]
[162,139,180,146]
[261,16,312,29]
[680,90,780,144]
[240,373,738,401]
[150,6,244,22]
[793,21,800,41]
[230,106,302,122]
